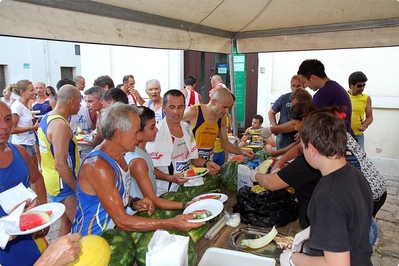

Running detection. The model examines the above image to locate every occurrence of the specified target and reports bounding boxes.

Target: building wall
[80,44,183,100]
[257,47,399,159]
[0,36,82,88]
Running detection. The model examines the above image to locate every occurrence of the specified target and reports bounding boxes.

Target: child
[281,112,373,266]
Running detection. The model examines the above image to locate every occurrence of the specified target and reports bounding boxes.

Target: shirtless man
[38,85,82,236]
[183,88,254,162]
[72,103,203,235]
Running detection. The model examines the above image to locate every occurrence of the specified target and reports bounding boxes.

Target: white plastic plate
[192,193,228,203]
[6,202,65,235]
[181,168,209,179]
[183,199,223,223]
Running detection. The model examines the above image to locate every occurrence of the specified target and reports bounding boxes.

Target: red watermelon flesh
[186,169,196,177]
[19,210,51,231]
[199,195,221,201]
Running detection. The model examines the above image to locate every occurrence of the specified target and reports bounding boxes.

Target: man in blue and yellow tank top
[347,71,373,150]
[38,84,81,237]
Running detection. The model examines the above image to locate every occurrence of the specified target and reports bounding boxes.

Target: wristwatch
[129,197,141,210]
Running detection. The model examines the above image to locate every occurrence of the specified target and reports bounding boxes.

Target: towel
[0,183,37,214]
[147,119,198,167]
[0,202,25,249]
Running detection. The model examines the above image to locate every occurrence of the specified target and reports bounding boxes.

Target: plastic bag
[233,186,299,228]
[146,230,189,266]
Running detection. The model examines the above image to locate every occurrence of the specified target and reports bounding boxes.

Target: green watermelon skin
[220,161,240,191]
[99,229,136,266]
[135,209,165,219]
[188,222,210,243]
[135,231,155,266]
[161,209,183,219]
[129,231,143,245]
[159,191,190,202]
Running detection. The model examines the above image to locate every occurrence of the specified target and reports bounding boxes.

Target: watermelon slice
[189,209,212,219]
[198,194,221,201]
[186,169,196,177]
[19,210,51,231]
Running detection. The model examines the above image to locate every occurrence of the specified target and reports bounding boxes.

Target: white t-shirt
[10,100,35,146]
[155,135,190,195]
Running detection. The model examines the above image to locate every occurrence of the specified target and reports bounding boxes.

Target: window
[0,65,6,94]
[60,67,74,80]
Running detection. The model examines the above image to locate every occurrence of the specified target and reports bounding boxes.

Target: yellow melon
[68,235,111,266]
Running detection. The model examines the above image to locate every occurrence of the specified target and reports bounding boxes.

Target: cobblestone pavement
[371,173,399,266]
[45,175,399,265]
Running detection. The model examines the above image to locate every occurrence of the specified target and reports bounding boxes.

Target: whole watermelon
[135,209,165,219]
[220,160,240,191]
[203,172,221,191]
[135,231,155,266]
[162,209,183,219]
[159,191,190,202]
[129,231,143,245]
[167,229,197,266]
[99,229,136,266]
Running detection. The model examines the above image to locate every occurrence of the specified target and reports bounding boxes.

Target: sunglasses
[356,84,366,88]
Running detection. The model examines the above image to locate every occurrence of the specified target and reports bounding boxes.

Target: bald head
[57,85,81,104]
[211,88,233,101]
[211,75,223,83]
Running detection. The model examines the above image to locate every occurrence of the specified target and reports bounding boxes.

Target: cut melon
[241,226,278,249]
[257,158,274,174]
[19,210,51,231]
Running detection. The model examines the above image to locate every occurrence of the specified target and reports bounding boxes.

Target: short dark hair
[56,78,75,89]
[137,106,155,131]
[289,102,318,121]
[300,112,347,158]
[103,88,128,104]
[163,89,185,106]
[184,75,196,86]
[297,59,327,79]
[93,75,115,89]
[253,114,263,124]
[348,71,368,86]
[123,75,134,84]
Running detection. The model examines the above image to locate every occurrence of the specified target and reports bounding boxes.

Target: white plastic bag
[146,229,189,266]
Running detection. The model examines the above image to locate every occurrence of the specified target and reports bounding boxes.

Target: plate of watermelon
[6,202,65,235]
[192,193,228,203]
[183,199,223,223]
[181,167,209,179]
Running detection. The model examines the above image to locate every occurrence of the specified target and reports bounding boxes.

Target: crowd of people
[0,58,383,265]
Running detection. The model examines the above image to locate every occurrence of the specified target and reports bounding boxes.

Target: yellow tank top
[38,114,80,196]
[348,92,368,135]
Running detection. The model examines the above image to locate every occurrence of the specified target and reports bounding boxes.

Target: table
[195,186,301,266]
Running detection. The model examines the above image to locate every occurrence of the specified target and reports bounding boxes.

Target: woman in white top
[10,79,39,166]
[1,85,16,107]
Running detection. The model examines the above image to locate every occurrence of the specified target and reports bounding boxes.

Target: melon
[19,210,51,231]
[68,235,111,266]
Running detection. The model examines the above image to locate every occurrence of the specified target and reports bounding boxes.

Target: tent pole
[229,39,238,138]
